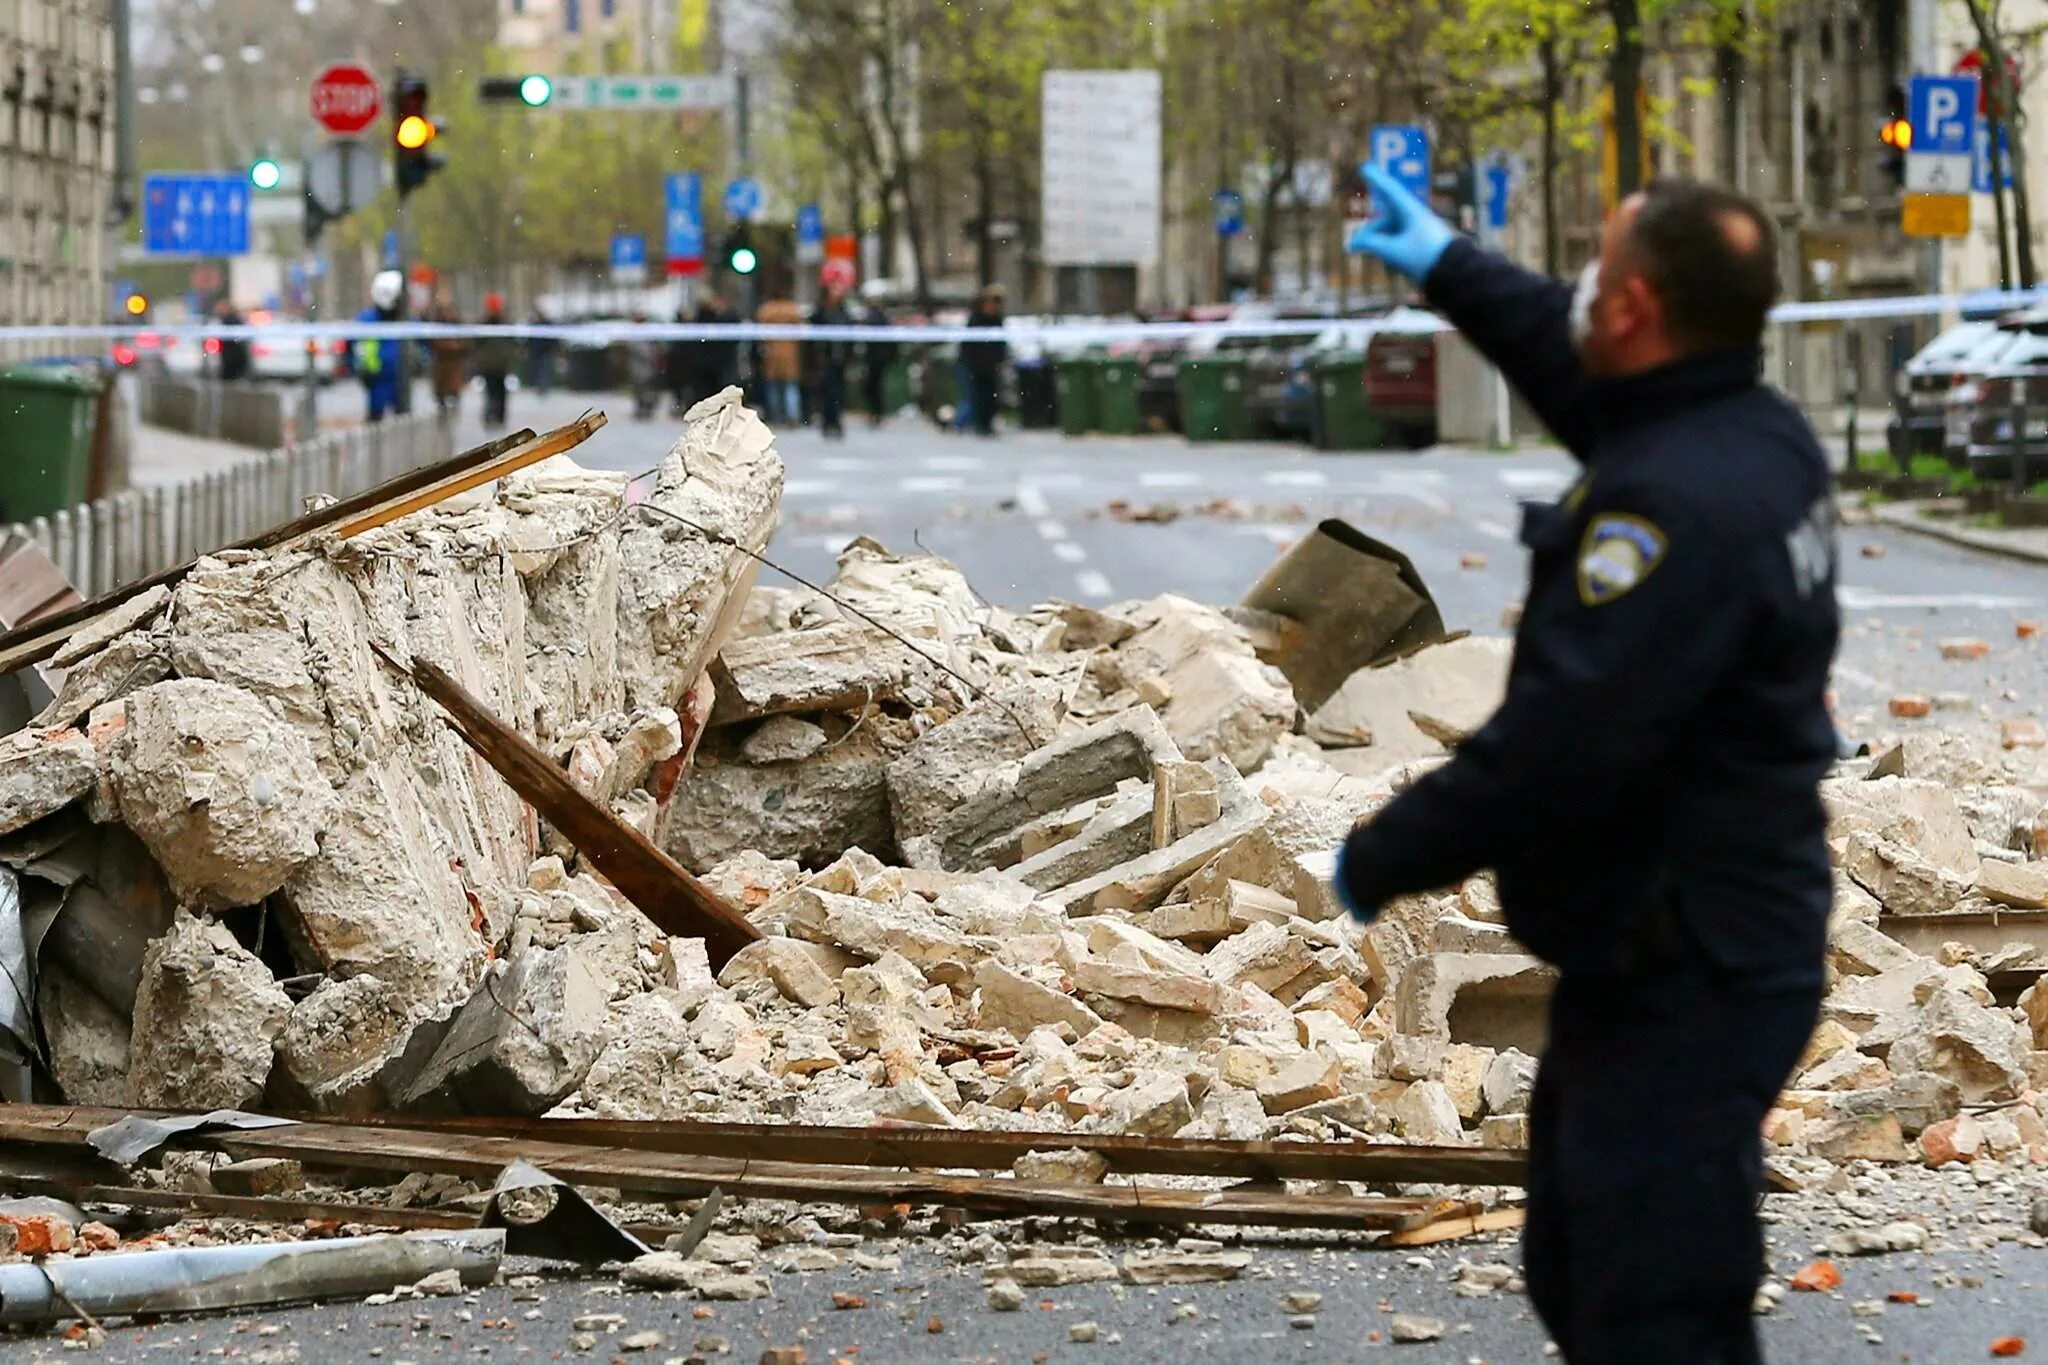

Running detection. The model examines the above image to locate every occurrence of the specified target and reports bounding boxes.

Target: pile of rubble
[4,388,2047,1194]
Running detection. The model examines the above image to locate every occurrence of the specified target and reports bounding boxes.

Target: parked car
[1364,306,1441,447]
[1954,307,2048,483]
[1888,319,2008,463]
[1247,322,1372,439]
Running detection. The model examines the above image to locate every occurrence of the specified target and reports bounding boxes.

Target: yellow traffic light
[396,114,436,150]
[1880,117,1913,151]
[124,293,147,317]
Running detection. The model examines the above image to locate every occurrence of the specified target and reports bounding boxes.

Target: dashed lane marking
[1076,569,1114,599]
[1052,541,1088,563]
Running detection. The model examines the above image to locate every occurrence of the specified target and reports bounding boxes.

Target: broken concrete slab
[110,679,335,908]
[1107,595,1296,774]
[33,629,171,729]
[128,916,291,1111]
[1978,858,2048,909]
[884,678,1071,858]
[716,937,853,1009]
[1395,953,1556,1056]
[1043,761,1268,916]
[398,943,611,1116]
[0,725,99,839]
[660,729,897,870]
[974,959,1102,1038]
[708,623,910,724]
[1306,636,1511,769]
[736,716,829,766]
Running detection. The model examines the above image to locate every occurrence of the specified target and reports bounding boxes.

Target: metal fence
[0,413,455,600]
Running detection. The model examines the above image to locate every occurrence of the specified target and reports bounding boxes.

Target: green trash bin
[0,365,102,523]
[1055,357,1098,436]
[882,356,915,415]
[1310,353,1386,451]
[1094,357,1144,435]
[1178,354,1252,442]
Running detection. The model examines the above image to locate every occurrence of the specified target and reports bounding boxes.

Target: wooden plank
[385,652,761,968]
[0,418,603,679]
[195,1123,1434,1232]
[1384,1204,1525,1247]
[328,1114,1526,1188]
[330,414,606,539]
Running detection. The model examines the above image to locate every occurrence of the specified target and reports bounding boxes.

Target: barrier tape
[1,284,2039,347]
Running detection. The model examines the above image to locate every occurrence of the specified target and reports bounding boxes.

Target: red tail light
[203,337,222,356]
[112,345,136,366]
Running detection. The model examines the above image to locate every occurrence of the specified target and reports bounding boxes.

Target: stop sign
[311,64,380,135]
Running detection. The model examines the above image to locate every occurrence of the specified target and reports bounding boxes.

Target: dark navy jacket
[1339,240,1841,982]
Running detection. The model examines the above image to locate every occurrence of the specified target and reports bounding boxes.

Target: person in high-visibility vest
[348,269,405,423]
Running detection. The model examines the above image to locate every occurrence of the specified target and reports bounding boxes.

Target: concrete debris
[127,916,291,1110]
[0,725,101,838]
[1306,636,1510,771]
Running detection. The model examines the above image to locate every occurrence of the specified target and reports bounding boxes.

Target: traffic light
[722,225,758,276]
[392,72,444,198]
[479,74,553,107]
[248,156,282,191]
[123,292,148,318]
[1879,84,1910,189]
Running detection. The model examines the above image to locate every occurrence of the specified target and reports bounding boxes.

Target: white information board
[1042,70,1162,267]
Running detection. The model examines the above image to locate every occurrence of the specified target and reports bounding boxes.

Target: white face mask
[1568,260,1601,354]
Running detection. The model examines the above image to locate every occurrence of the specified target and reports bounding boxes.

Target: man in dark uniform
[1340,167,1839,1365]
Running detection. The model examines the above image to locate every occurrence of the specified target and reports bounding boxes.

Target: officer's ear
[1610,269,1666,345]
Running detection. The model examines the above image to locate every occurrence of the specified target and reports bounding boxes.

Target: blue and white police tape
[4,283,2044,346]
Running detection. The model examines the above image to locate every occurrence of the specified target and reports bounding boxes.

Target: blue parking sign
[1368,125,1431,205]
[796,203,824,247]
[1909,74,1978,157]
[665,173,703,269]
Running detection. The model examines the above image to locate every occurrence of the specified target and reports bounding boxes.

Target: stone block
[1111,595,1297,773]
[708,622,911,724]
[975,959,1103,1038]
[1256,1053,1342,1114]
[1481,1048,1537,1116]
[717,937,853,1008]
[1391,1079,1465,1144]
[660,733,896,870]
[1394,953,1556,1055]
[398,944,610,1115]
[1203,920,1315,996]
[128,917,290,1111]
[1978,858,2048,910]
[210,1158,304,1198]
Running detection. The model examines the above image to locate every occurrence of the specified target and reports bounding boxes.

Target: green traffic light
[730,246,759,275]
[519,74,553,107]
[249,158,282,191]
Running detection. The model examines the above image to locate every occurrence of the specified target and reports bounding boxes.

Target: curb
[1866,502,2048,567]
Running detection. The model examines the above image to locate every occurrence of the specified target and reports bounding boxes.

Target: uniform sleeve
[1338,486,1756,914]
[1423,239,1598,460]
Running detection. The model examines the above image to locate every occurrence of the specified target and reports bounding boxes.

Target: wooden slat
[387,652,761,968]
[195,1123,1434,1232]
[327,1113,1526,1188]
[329,414,605,539]
[1385,1204,1525,1247]
[0,417,604,679]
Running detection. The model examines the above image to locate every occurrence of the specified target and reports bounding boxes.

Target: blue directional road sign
[666,173,704,271]
[611,233,647,270]
[382,229,402,269]
[1481,159,1514,231]
[724,176,761,222]
[1909,74,1979,157]
[1213,188,1245,238]
[1975,123,2013,194]
[796,203,824,248]
[142,174,251,256]
[1367,125,1431,209]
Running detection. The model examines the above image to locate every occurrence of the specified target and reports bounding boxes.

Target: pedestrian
[349,269,405,424]
[809,278,855,439]
[671,290,738,416]
[861,298,895,428]
[623,310,661,421]
[755,294,805,425]
[212,297,251,383]
[475,292,516,430]
[961,285,1008,438]
[1339,168,1837,1365]
[427,291,468,416]
[527,306,558,396]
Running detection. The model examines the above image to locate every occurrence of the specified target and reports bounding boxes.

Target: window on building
[566,0,581,32]
[601,0,616,15]
[510,0,523,12]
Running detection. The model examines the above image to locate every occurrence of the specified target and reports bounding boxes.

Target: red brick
[1889,695,1933,719]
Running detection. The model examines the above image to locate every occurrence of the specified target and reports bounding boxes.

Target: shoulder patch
[1576,512,1667,606]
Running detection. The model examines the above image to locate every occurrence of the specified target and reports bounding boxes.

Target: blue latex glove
[1347,163,1455,283]
[1333,842,1382,927]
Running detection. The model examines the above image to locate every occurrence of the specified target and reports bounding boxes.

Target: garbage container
[920,351,964,423]
[1310,353,1386,451]
[1178,355,1252,442]
[0,365,103,522]
[1055,356,1098,436]
[1095,357,1144,435]
[1014,359,1059,429]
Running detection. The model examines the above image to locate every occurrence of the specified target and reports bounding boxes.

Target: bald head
[1614,178,1780,356]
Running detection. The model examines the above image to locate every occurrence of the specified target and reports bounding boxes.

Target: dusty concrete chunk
[1119,1250,1253,1284]
[991,1254,1118,1288]
[1112,595,1296,773]
[1805,1111,1910,1163]
[0,725,99,837]
[35,631,172,729]
[1389,1313,1446,1343]
[709,623,910,724]
[661,734,896,870]
[1203,920,1315,995]
[975,960,1102,1038]
[111,680,335,908]
[716,937,850,1008]
[1088,1071,1193,1137]
[1828,920,1924,977]
[38,958,130,1105]
[1256,1053,1342,1114]
[209,1159,304,1198]
[883,678,1070,855]
[1391,1079,1465,1144]
[50,586,170,669]
[737,716,829,766]
[1308,638,1510,765]
[1012,1148,1111,1185]
[1068,956,1222,1014]
[399,945,609,1115]
[1977,858,2048,909]
[1480,1048,1537,1116]
[1395,953,1556,1055]
[128,917,290,1110]
[1882,985,2030,1103]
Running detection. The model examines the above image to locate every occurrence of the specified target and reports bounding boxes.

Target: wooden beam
[0,416,613,679]
[324,1114,1526,1188]
[383,650,761,968]
[1385,1204,1525,1247]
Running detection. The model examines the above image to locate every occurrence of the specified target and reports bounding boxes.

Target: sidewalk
[129,421,271,490]
[1868,499,2048,566]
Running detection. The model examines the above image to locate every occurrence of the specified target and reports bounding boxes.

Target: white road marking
[1831,663,1890,691]
[1016,482,1052,517]
[1499,468,1572,491]
[1036,520,1070,541]
[1837,587,2035,610]
[1140,469,1204,487]
[898,475,964,493]
[1264,469,1328,488]
[1076,569,1114,599]
[813,534,854,555]
[826,503,859,522]
[920,454,984,472]
[783,479,838,497]
[1052,541,1088,563]
[1473,518,1515,541]
[817,457,863,474]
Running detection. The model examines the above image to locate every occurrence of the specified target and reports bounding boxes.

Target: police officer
[1340,168,1839,1365]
